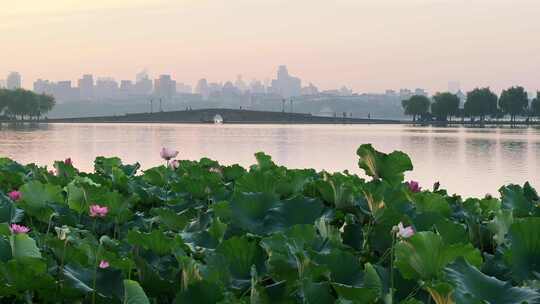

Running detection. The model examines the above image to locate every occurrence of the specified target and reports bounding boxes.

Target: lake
[0,123,538,198]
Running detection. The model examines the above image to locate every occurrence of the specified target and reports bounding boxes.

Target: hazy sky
[2,0,539,93]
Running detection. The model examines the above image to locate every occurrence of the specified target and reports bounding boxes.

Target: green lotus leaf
[123,279,151,304]
[356,144,412,185]
[313,248,363,285]
[63,263,123,299]
[150,208,189,231]
[506,217,540,282]
[487,210,513,246]
[222,164,246,182]
[301,280,336,304]
[277,195,324,229]
[523,182,539,202]
[19,180,62,222]
[445,258,540,304]
[65,183,87,214]
[127,230,182,256]
[500,184,535,217]
[412,192,451,217]
[235,170,279,194]
[227,192,280,235]
[0,258,55,297]
[0,193,24,223]
[0,236,11,262]
[182,217,227,250]
[10,233,41,260]
[174,281,224,304]
[253,152,276,171]
[205,236,266,289]
[412,212,468,245]
[395,232,482,281]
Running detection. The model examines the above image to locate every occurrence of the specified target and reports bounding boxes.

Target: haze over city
[2,0,540,93]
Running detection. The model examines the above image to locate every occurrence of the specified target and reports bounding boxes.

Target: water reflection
[0,123,538,198]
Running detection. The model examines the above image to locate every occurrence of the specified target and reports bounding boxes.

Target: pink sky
[2,0,539,94]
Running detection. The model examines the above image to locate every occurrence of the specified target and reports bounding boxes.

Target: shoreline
[0,108,538,126]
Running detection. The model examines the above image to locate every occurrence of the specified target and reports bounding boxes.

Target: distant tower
[6,72,22,90]
[78,74,94,101]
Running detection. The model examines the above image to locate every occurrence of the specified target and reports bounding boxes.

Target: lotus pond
[0,144,539,303]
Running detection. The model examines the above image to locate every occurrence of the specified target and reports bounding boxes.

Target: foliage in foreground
[0,145,539,303]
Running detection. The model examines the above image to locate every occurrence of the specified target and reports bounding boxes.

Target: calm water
[0,123,538,198]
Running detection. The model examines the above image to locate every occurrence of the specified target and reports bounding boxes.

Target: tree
[0,89,55,120]
[402,95,430,121]
[431,92,460,121]
[499,86,528,123]
[464,88,498,121]
[531,92,540,121]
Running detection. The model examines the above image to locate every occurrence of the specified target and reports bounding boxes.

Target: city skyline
[2,0,540,94]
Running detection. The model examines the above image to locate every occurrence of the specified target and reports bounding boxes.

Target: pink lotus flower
[10,224,30,234]
[8,190,22,201]
[169,159,180,170]
[65,158,73,166]
[89,204,109,218]
[406,181,421,193]
[160,147,179,161]
[396,222,415,238]
[99,260,110,269]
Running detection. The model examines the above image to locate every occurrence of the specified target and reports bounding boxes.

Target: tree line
[402,86,540,122]
[0,89,56,120]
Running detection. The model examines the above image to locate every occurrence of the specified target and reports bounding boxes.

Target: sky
[1,0,540,94]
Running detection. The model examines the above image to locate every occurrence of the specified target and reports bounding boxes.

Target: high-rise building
[270,65,301,98]
[95,77,119,100]
[78,74,94,101]
[301,83,319,96]
[195,78,210,99]
[54,81,79,102]
[234,75,248,92]
[33,79,53,94]
[249,79,266,94]
[134,70,152,95]
[154,75,176,100]
[176,83,192,94]
[414,88,428,96]
[6,72,22,90]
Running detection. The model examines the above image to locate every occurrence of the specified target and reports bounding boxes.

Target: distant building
[78,74,94,101]
[249,79,266,94]
[33,79,53,95]
[6,72,22,90]
[456,90,466,108]
[154,75,176,100]
[134,70,153,95]
[119,80,134,98]
[339,86,353,96]
[234,75,248,92]
[385,90,397,97]
[269,65,301,98]
[55,81,79,102]
[414,88,428,96]
[399,89,413,100]
[95,77,119,100]
[301,83,319,95]
[176,82,192,94]
[0,79,5,88]
[195,78,210,99]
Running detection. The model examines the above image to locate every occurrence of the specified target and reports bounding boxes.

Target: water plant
[0,144,538,303]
